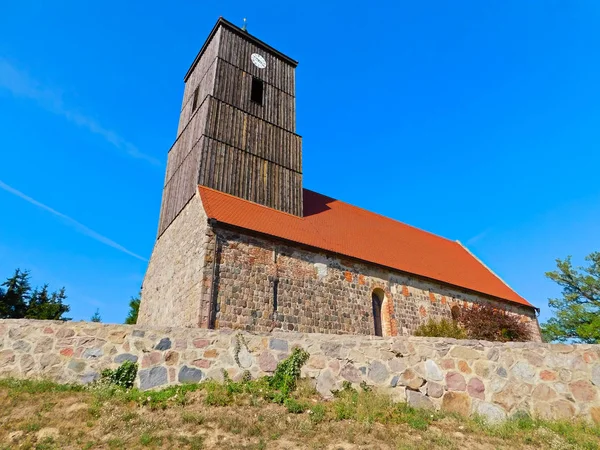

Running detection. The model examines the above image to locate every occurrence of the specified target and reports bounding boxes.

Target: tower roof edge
[183,17,299,82]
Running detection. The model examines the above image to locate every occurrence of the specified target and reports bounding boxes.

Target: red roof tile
[198,186,533,308]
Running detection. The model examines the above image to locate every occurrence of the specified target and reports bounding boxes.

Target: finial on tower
[242,18,247,32]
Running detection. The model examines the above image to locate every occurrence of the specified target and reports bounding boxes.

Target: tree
[541,252,600,343]
[91,308,102,323]
[0,269,31,319]
[25,285,70,321]
[0,269,71,321]
[125,293,140,324]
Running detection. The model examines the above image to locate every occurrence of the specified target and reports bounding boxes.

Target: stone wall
[213,227,541,340]
[140,193,214,328]
[1,319,598,423]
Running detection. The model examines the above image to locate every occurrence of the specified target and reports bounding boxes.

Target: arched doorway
[372,290,384,337]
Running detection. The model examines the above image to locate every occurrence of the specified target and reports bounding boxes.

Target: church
[138,17,541,341]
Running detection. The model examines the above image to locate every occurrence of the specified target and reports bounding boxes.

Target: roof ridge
[455,240,531,306]
[303,188,457,245]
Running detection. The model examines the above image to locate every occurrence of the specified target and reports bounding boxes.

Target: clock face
[251,53,267,69]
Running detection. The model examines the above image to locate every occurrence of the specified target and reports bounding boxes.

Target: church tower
[157,17,302,237]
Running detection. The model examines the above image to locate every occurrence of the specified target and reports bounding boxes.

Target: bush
[459,304,531,342]
[414,318,467,339]
[268,347,310,399]
[100,361,138,389]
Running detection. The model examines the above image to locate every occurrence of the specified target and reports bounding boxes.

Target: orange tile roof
[198,186,533,308]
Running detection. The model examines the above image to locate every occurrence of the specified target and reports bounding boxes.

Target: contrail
[0,57,161,167]
[0,180,147,262]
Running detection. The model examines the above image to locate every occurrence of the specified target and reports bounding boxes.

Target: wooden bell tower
[157,17,303,236]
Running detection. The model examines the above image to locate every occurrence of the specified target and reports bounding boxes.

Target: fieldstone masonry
[1,319,598,423]
[139,193,541,341]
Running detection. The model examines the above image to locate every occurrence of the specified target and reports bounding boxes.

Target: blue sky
[1,1,598,324]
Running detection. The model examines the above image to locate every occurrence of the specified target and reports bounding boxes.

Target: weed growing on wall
[99,361,138,389]
[269,347,310,398]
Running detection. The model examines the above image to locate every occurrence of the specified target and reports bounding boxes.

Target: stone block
[236,347,253,368]
[341,363,362,383]
[532,384,557,402]
[178,366,204,383]
[80,372,99,384]
[154,338,172,351]
[83,348,103,359]
[141,351,162,368]
[320,341,342,358]
[398,368,424,390]
[442,391,471,416]
[165,351,179,365]
[56,328,75,339]
[258,351,277,372]
[68,360,86,373]
[569,380,597,402]
[12,340,31,353]
[426,381,444,398]
[139,366,168,389]
[511,361,536,383]
[449,346,482,360]
[20,354,34,373]
[445,371,466,391]
[539,370,557,381]
[114,353,139,364]
[34,337,54,354]
[269,338,288,352]
[316,369,338,398]
[590,406,600,425]
[368,361,389,384]
[406,390,434,410]
[592,365,600,387]
[467,377,485,400]
[425,359,443,381]
[193,338,210,348]
[476,401,506,423]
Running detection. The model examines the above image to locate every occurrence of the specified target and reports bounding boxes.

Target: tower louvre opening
[251,77,264,105]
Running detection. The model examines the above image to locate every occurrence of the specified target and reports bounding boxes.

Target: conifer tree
[90,308,102,323]
[0,269,70,321]
[125,293,140,324]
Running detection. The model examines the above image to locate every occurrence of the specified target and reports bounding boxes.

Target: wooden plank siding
[197,136,302,216]
[204,97,301,172]
[156,19,302,238]
[217,27,295,96]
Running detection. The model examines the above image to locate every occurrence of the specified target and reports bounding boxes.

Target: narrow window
[372,291,383,337]
[191,87,199,111]
[251,77,263,105]
[273,279,279,311]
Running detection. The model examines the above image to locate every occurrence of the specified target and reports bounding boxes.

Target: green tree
[0,269,70,321]
[0,269,31,319]
[125,293,140,324]
[25,285,71,321]
[90,308,102,323]
[541,252,600,343]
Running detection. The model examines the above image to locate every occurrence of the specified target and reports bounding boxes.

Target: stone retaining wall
[1,319,598,423]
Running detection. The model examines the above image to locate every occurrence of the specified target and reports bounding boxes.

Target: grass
[0,377,599,449]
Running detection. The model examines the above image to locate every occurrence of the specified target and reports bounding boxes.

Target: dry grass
[0,378,599,449]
